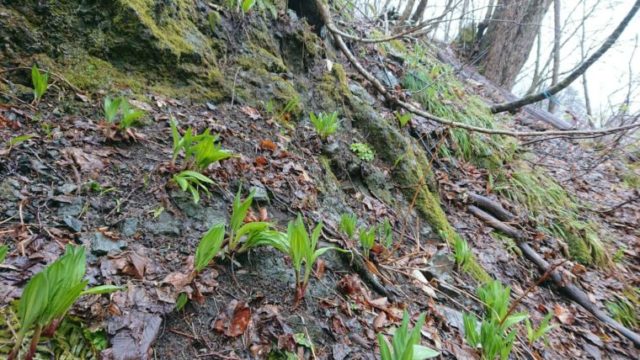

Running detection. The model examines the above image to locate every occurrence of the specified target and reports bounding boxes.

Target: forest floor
[1,2,639,360]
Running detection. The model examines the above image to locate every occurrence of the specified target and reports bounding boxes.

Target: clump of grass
[377,310,440,359]
[350,142,375,161]
[606,297,639,330]
[310,111,339,140]
[31,65,49,104]
[494,163,609,266]
[453,236,472,271]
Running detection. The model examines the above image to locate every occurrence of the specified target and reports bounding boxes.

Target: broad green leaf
[195,224,225,272]
[180,170,214,184]
[230,189,254,234]
[176,292,188,311]
[377,334,393,360]
[81,285,123,296]
[502,312,528,329]
[18,271,49,332]
[8,134,35,147]
[412,345,440,359]
[235,222,271,242]
[242,0,256,12]
[0,244,8,263]
[44,280,88,324]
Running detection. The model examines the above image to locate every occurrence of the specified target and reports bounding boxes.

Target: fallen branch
[468,205,640,347]
[313,0,640,139]
[467,192,514,222]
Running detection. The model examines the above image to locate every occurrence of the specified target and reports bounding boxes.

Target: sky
[355,0,640,123]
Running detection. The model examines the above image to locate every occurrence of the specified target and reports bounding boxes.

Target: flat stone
[374,68,399,88]
[249,185,269,203]
[425,250,455,283]
[57,183,78,194]
[121,218,139,237]
[57,198,83,218]
[147,212,181,236]
[89,232,127,256]
[63,215,83,233]
[0,178,21,201]
[436,305,465,331]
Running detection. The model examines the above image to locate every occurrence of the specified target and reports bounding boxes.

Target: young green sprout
[31,65,49,104]
[287,215,335,305]
[103,97,123,123]
[172,170,214,204]
[463,280,529,360]
[170,118,233,170]
[379,218,393,248]
[525,312,557,346]
[309,111,339,140]
[395,111,412,127]
[359,226,376,259]
[194,224,225,273]
[0,244,7,263]
[9,245,121,360]
[377,310,440,360]
[339,213,357,239]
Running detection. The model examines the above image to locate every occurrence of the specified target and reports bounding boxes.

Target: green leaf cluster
[310,111,340,140]
[287,215,336,299]
[0,244,7,263]
[377,310,440,360]
[195,224,225,273]
[350,142,375,161]
[339,213,357,239]
[103,97,145,130]
[170,118,233,171]
[172,170,214,204]
[11,245,121,359]
[31,65,49,103]
[359,226,376,259]
[463,281,531,360]
[395,112,412,127]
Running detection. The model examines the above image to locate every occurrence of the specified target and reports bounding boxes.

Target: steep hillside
[0,1,638,359]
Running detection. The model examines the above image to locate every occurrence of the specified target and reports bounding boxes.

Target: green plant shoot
[377,310,440,360]
[310,111,339,140]
[194,224,225,273]
[359,226,376,259]
[350,142,375,161]
[172,170,214,204]
[339,213,357,239]
[31,65,49,103]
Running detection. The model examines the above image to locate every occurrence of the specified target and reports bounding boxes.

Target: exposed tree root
[468,204,640,347]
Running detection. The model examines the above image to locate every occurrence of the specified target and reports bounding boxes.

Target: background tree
[471,0,553,89]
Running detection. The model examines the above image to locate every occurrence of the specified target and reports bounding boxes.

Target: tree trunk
[398,0,416,24]
[474,0,553,89]
[548,0,561,113]
[410,0,429,23]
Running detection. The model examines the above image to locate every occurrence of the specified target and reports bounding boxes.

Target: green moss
[315,63,351,112]
[114,0,215,64]
[348,91,490,282]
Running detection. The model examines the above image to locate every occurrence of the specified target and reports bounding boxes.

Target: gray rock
[348,83,376,105]
[425,250,455,283]
[121,218,138,237]
[57,183,78,194]
[322,141,340,156]
[249,185,269,203]
[0,178,21,201]
[57,199,83,218]
[147,212,181,236]
[63,216,83,233]
[171,191,226,227]
[374,68,399,88]
[436,305,465,331]
[89,232,127,256]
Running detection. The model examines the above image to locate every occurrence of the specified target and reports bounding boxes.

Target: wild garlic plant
[9,245,121,360]
[359,226,376,260]
[31,65,49,104]
[463,280,530,360]
[287,215,336,305]
[172,170,214,204]
[339,213,357,239]
[377,310,440,360]
[170,118,233,171]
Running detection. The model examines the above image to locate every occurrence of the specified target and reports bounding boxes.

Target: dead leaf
[255,156,268,166]
[259,139,277,152]
[373,311,387,331]
[213,300,251,337]
[241,106,262,120]
[553,304,575,325]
